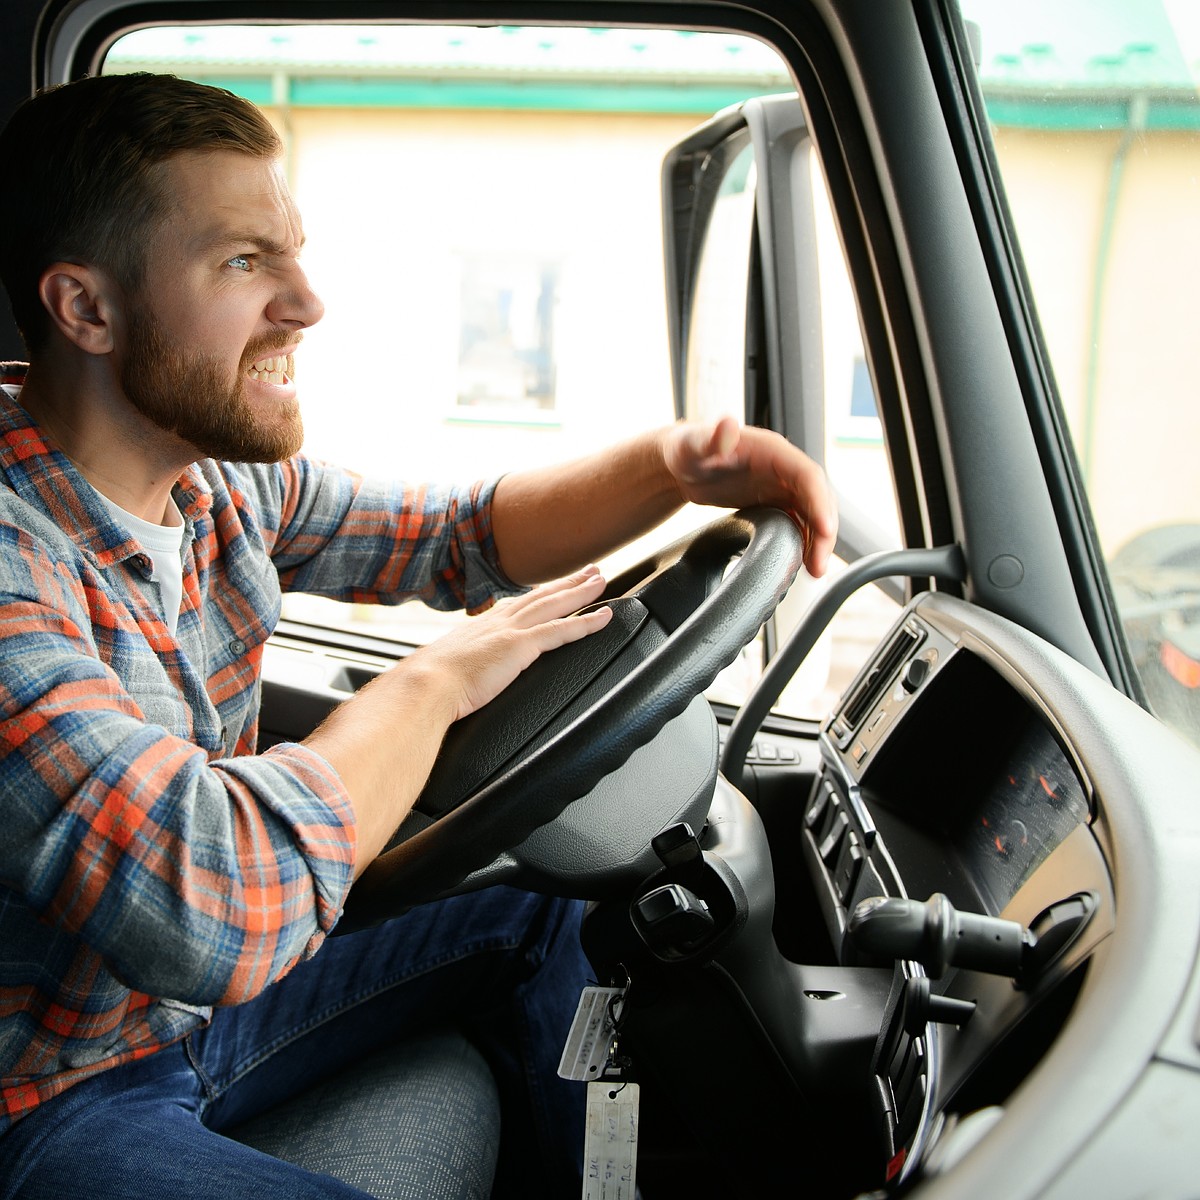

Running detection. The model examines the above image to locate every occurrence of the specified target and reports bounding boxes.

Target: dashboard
[810,609,1095,927]
[261,587,1200,1198]
[797,594,1119,1187]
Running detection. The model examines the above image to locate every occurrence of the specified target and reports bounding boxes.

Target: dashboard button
[820,810,849,866]
[834,832,864,902]
[805,782,832,830]
[902,657,931,693]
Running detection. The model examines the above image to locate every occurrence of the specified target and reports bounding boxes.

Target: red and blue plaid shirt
[0,367,514,1128]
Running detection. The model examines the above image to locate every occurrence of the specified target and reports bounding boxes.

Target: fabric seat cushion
[229,1028,500,1199]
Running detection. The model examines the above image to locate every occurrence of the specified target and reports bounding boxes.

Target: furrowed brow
[200,230,306,257]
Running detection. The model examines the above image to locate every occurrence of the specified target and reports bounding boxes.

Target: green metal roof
[104,5,1200,126]
[963,0,1198,91]
[108,24,789,82]
[105,26,792,114]
[963,0,1199,130]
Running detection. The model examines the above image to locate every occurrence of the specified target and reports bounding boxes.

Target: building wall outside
[274,106,698,486]
[256,98,1194,721]
[269,103,1199,565]
[265,98,1199,679]
[993,124,1200,557]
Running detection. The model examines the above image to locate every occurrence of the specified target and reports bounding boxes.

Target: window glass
[957,0,1200,747]
[456,254,560,419]
[676,134,902,718]
[685,143,757,424]
[103,25,901,720]
[811,142,901,545]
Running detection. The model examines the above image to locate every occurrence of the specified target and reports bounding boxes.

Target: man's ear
[37,262,119,355]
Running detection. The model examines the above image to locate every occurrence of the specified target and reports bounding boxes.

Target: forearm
[492,427,682,584]
[303,656,458,879]
[493,417,838,583]
[303,567,613,878]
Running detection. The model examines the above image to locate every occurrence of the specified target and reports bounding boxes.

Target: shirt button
[228,638,247,656]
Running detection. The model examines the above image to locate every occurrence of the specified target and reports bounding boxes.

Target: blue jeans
[0,889,588,1199]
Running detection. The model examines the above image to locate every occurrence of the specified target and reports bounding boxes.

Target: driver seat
[228,1027,500,1199]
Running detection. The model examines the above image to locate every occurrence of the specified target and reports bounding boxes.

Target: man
[0,73,835,1197]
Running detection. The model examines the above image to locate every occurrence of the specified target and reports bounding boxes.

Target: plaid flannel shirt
[0,367,515,1128]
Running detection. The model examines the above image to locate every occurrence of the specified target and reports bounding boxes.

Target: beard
[121,301,304,463]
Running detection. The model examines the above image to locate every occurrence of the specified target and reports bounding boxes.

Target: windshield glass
[957,0,1200,748]
[102,24,904,720]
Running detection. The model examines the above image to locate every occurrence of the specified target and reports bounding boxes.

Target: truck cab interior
[1,1,1197,1197]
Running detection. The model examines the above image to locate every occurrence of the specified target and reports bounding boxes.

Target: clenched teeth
[247,353,295,384]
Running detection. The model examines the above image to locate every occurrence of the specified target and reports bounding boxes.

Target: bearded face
[120,292,304,464]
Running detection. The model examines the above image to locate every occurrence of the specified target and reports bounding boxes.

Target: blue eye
[227,255,251,272]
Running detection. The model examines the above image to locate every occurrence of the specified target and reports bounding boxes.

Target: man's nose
[270,264,325,330]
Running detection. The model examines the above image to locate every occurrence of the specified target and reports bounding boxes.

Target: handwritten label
[582,1080,639,1200]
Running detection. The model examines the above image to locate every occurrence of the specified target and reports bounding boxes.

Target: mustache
[240,332,302,369]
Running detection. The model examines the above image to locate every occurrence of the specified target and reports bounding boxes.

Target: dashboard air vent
[842,622,923,730]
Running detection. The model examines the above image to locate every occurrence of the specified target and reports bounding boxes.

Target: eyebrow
[195,230,306,256]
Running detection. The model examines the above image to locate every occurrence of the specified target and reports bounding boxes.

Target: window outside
[958,0,1200,747]
[456,255,560,418]
[103,24,903,719]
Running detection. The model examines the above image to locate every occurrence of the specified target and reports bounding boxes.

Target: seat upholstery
[229,1029,500,1199]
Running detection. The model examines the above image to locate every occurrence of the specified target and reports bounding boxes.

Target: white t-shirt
[97,492,186,635]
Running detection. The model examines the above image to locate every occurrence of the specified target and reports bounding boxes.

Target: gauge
[979,809,1029,859]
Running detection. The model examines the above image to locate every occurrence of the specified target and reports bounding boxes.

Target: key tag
[558,978,628,1083]
[583,1068,639,1200]
[560,971,640,1199]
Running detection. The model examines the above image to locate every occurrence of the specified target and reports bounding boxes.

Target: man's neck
[18,360,194,527]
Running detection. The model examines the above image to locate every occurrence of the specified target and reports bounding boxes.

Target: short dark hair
[0,73,282,351]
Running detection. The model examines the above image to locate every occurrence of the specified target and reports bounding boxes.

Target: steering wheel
[341,506,804,927]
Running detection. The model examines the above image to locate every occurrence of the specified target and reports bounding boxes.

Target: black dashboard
[809,611,1094,927]
[798,595,1119,1187]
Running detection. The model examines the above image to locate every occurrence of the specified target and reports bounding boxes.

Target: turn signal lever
[846,892,1095,985]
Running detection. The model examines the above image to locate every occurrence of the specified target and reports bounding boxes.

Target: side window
[667,121,902,718]
[957,0,1200,748]
[103,25,902,720]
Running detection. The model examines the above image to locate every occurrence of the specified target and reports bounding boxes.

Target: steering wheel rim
[342,506,804,924]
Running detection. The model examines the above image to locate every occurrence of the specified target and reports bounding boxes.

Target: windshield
[101,23,904,721]
[957,0,1200,748]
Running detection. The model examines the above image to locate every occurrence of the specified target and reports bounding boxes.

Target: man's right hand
[405,564,612,722]
[303,566,612,875]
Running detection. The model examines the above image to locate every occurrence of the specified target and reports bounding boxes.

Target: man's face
[119,149,324,462]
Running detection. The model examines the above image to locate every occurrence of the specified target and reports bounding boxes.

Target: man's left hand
[662,415,838,578]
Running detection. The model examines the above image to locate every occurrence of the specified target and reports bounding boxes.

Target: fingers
[667,418,839,577]
[427,566,614,721]
[800,485,838,578]
[501,563,609,629]
[782,455,838,579]
[513,568,615,651]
